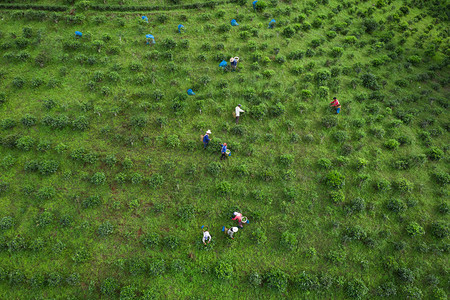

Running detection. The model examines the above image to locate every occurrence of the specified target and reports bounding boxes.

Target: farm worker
[231,19,239,26]
[203,130,211,149]
[201,226,211,245]
[223,226,239,239]
[142,16,148,23]
[329,97,341,114]
[268,19,276,29]
[231,212,248,228]
[75,31,82,38]
[235,104,245,124]
[178,24,185,33]
[187,89,195,95]
[230,57,239,71]
[220,143,227,160]
[252,0,257,10]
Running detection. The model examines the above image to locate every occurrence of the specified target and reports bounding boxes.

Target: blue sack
[178,24,185,33]
[336,108,341,114]
[142,16,148,22]
[75,31,82,37]
[187,89,195,95]
[231,19,239,26]
[268,19,276,29]
[219,60,227,69]
[145,34,155,44]
[252,0,257,9]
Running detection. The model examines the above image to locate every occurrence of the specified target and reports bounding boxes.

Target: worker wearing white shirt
[201,226,211,245]
[235,104,245,124]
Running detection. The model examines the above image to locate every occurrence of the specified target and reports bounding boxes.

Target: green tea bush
[0,216,14,230]
[386,198,407,213]
[82,195,101,209]
[91,172,106,185]
[329,190,345,203]
[264,269,289,293]
[280,231,297,251]
[29,273,45,288]
[251,228,267,244]
[215,261,233,280]
[376,282,397,297]
[333,131,348,143]
[406,222,425,237]
[248,272,262,287]
[1,118,17,130]
[396,267,414,283]
[16,135,35,151]
[384,139,400,150]
[177,204,195,221]
[101,277,119,295]
[346,198,366,214]
[432,172,450,186]
[36,186,56,201]
[8,270,26,285]
[149,174,164,188]
[426,147,443,161]
[345,279,368,299]
[317,158,332,169]
[330,47,344,57]
[216,181,231,195]
[325,170,345,189]
[163,236,180,250]
[321,116,338,128]
[206,162,222,175]
[149,259,166,276]
[166,135,180,148]
[36,211,53,228]
[431,221,448,239]
[98,221,114,237]
[294,271,320,292]
[47,272,62,287]
[282,26,295,38]
[394,178,413,193]
[278,154,294,167]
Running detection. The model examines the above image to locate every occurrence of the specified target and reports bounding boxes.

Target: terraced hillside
[0,0,448,298]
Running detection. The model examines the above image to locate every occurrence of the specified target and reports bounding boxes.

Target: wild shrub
[98,221,114,237]
[264,269,289,293]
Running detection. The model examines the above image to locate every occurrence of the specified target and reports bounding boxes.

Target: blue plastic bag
[187,89,195,95]
[75,31,82,37]
[145,34,155,44]
[219,60,227,69]
[268,19,276,29]
[178,24,185,33]
[231,19,239,26]
[252,0,257,9]
[142,16,148,23]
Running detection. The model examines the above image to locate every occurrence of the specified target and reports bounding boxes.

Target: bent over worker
[235,104,245,124]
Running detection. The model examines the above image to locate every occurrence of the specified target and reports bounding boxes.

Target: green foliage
[325,170,345,189]
[215,261,233,279]
[384,139,400,150]
[91,172,106,185]
[0,216,14,230]
[329,190,345,203]
[101,277,119,295]
[264,269,289,293]
[406,222,425,237]
[98,221,114,237]
[280,231,297,251]
[427,147,443,161]
[386,198,407,213]
[163,236,180,250]
[345,279,368,299]
[431,221,448,239]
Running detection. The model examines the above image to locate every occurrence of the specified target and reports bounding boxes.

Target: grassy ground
[0,0,449,298]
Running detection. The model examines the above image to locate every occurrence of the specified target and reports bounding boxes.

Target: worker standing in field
[223,226,239,239]
[220,143,227,160]
[201,226,211,245]
[235,104,245,124]
[232,212,248,228]
[203,130,211,149]
[230,57,239,71]
[329,97,341,114]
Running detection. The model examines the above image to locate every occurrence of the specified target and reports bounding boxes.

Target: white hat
[234,57,239,61]
[206,130,211,134]
[233,212,238,215]
[231,227,239,232]
[230,57,235,62]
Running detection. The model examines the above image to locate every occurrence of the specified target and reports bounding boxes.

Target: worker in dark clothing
[221,143,227,160]
[203,130,211,149]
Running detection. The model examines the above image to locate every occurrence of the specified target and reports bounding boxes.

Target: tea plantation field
[0,0,448,298]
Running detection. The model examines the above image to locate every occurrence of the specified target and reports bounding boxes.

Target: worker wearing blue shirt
[221,143,227,160]
[203,130,211,149]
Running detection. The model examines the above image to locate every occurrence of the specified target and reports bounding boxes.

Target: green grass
[0,0,449,298]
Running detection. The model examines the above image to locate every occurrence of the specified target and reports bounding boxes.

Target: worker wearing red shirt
[330,97,341,114]
[232,212,245,228]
